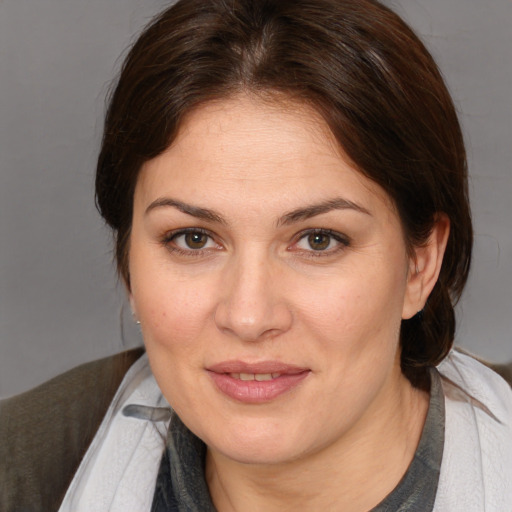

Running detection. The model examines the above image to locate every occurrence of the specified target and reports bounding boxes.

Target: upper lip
[207,360,309,374]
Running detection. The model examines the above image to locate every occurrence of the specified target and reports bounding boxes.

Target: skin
[129,94,449,511]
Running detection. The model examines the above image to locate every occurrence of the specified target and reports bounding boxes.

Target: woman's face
[129,95,421,465]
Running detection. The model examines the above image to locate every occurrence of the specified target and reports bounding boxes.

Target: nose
[214,250,293,342]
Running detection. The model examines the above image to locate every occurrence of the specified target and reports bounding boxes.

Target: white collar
[434,350,512,511]
[58,353,170,512]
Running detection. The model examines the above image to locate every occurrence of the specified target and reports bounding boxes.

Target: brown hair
[96,0,472,385]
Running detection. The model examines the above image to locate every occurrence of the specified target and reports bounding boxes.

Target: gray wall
[1,0,511,398]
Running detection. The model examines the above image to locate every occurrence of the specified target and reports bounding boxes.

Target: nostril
[214,300,293,342]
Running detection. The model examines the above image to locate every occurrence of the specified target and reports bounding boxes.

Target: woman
[1,0,511,511]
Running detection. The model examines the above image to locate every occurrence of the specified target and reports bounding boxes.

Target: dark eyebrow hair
[145,196,370,227]
[145,198,227,225]
[277,198,371,226]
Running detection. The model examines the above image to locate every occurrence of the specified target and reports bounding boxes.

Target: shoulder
[434,349,512,511]
[0,348,144,512]
[438,348,512,421]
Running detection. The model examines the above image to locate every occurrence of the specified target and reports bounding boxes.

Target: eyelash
[160,228,350,258]
[161,228,220,257]
[292,228,350,258]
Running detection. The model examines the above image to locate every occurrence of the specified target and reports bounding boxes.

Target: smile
[207,362,310,403]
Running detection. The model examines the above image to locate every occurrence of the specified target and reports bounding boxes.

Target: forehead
[135,94,395,216]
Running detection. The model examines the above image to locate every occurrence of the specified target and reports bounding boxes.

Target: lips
[207,361,310,403]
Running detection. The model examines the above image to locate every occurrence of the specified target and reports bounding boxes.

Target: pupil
[185,232,207,249]
[308,233,330,250]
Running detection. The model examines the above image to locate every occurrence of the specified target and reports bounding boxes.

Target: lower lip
[208,371,310,403]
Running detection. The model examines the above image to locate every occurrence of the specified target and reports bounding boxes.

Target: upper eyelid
[161,228,219,250]
[294,228,350,244]
[163,227,215,241]
[161,228,221,256]
[291,229,350,254]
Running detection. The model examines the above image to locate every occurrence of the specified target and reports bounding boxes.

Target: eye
[163,228,220,254]
[176,231,212,249]
[293,229,349,254]
[304,232,332,251]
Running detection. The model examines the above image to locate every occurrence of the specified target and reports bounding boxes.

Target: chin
[215,441,301,466]
[202,416,312,466]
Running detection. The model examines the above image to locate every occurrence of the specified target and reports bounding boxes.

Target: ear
[402,214,450,320]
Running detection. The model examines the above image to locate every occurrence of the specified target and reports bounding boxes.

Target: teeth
[255,374,273,381]
[229,373,282,381]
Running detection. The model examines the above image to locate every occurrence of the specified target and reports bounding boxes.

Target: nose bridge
[215,244,291,341]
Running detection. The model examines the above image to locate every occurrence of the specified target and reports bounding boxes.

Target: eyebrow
[145,196,370,226]
[277,197,371,226]
[145,198,227,225]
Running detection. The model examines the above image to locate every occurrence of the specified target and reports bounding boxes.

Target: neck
[205,372,429,512]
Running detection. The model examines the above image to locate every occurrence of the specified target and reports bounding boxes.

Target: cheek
[293,263,407,351]
[130,262,218,347]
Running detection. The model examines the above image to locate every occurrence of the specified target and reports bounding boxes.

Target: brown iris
[185,232,209,249]
[308,233,330,250]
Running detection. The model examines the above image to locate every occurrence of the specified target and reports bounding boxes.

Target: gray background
[1,0,511,399]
